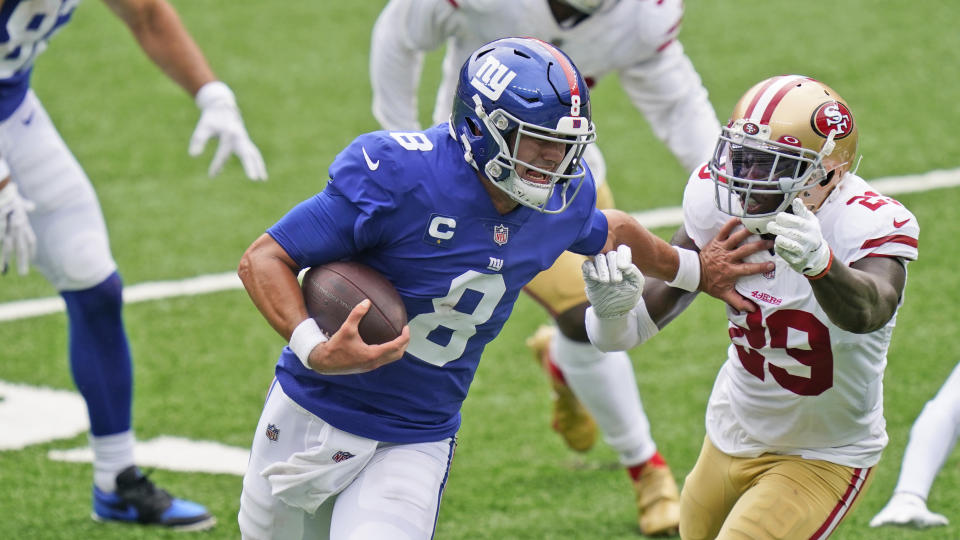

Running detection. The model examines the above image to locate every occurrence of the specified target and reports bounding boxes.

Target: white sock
[91,431,136,493]
[894,362,960,498]
[551,330,655,466]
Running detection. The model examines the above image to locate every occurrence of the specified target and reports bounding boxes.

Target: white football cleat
[869,492,948,528]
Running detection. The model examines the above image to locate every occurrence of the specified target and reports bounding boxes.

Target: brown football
[301,261,407,345]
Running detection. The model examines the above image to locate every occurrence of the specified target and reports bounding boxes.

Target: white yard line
[2,166,958,323]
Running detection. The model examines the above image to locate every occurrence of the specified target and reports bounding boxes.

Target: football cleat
[527,325,597,452]
[92,466,217,531]
[869,492,949,528]
[633,457,681,537]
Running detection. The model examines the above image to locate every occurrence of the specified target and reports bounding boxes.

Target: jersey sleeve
[267,133,411,267]
[615,0,719,171]
[568,208,609,256]
[370,0,461,130]
[681,163,729,249]
[829,189,920,265]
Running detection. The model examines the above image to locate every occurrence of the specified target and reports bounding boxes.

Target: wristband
[805,248,834,280]
[195,81,236,109]
[665,246,700,292]
[0,157,9,180]
[289,318,328,370]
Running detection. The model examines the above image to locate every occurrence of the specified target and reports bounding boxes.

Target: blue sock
[61,271,132,436]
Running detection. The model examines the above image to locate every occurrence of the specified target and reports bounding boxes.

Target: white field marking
[49,436,250,476]
[1,166,958,323]
[0,381,89,450]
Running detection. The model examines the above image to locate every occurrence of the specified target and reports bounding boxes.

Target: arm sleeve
[585,298,659,352]
[370,0,459,130]
[618,42,720,173]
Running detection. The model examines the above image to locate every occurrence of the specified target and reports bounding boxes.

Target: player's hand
[307,299,410,375]
[869,493,949,528]
[189,81,268,181]
[699,217,775,312]
[0,181,37,276]
[767,198,832,277]
[582,244,644,319]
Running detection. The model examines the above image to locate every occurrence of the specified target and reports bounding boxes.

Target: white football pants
[239,381,455,540]
[0,90,115,290]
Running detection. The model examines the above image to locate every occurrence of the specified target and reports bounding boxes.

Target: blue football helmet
[450,37,596,214]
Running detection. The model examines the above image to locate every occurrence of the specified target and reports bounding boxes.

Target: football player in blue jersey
[370,1,722,532]
[237,37,770,539]
[0,0,266,531]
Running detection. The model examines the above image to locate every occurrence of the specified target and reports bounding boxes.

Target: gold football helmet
[709,75,859,233]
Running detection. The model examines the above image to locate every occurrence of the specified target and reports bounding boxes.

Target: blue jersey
[267,124,607,443]
[0,0,78,120]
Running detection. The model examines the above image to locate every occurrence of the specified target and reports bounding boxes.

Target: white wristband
[665,246,700,292]
[289,318,328,370]
[0,157,9,180]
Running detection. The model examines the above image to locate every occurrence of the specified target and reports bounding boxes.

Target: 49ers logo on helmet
[811,102,854,139]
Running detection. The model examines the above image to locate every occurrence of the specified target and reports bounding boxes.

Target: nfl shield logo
[265,424,280,442]
[493,224,509,245]
[332,450,356,463]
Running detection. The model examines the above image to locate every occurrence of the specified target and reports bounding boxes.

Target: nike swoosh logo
[361,146,380,171]
[893,218,911,228]
[23,110,35,125]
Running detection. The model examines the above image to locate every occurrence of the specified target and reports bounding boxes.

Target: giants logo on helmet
[471,57,517,101]
[811,102,854,139]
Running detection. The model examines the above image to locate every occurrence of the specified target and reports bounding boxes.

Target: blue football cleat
[92,466,216,531]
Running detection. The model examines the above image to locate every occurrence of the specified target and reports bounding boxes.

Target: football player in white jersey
[370,0,721,533]
[870,360,959,528]
[0,0,266,530]
[582,75,920,538]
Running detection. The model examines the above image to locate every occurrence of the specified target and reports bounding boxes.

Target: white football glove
[869,493,949,528]
[766,198,832,277]
[0,181,37,276]
[582,244,644,319]
[189,81,268,181]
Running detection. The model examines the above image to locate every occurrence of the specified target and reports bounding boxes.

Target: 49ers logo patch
[811,101,854,139]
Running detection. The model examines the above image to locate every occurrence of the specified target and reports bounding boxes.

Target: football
[301,261,407,345]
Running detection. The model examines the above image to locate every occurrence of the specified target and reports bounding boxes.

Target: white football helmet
[709,75,859,233]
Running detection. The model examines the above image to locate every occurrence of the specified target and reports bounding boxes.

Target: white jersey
[370,0,720,171]
[682,165,919,468]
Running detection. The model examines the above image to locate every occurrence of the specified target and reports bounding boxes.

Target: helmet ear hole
[465,116,482,136]
[820,170,834,187]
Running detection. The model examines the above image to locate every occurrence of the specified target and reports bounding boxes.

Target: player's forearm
[105,0,215,97]
[602,209,679,282]
[809,259,902,334]
[238,235,309,340]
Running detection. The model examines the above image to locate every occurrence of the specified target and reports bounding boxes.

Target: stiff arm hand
[189,81,268,181]
[698,218,775,312]
[766,198,832,277]
[582,244,644,319]
[306,299,410,375]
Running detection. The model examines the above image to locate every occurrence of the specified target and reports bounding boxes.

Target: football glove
[189,81,268,181]
[869,493,949,528]
[0,181,37,275]
[767,198,832,278]
[582,244,644,319]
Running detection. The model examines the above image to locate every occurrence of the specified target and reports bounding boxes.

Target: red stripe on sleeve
[860,234,918,250]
